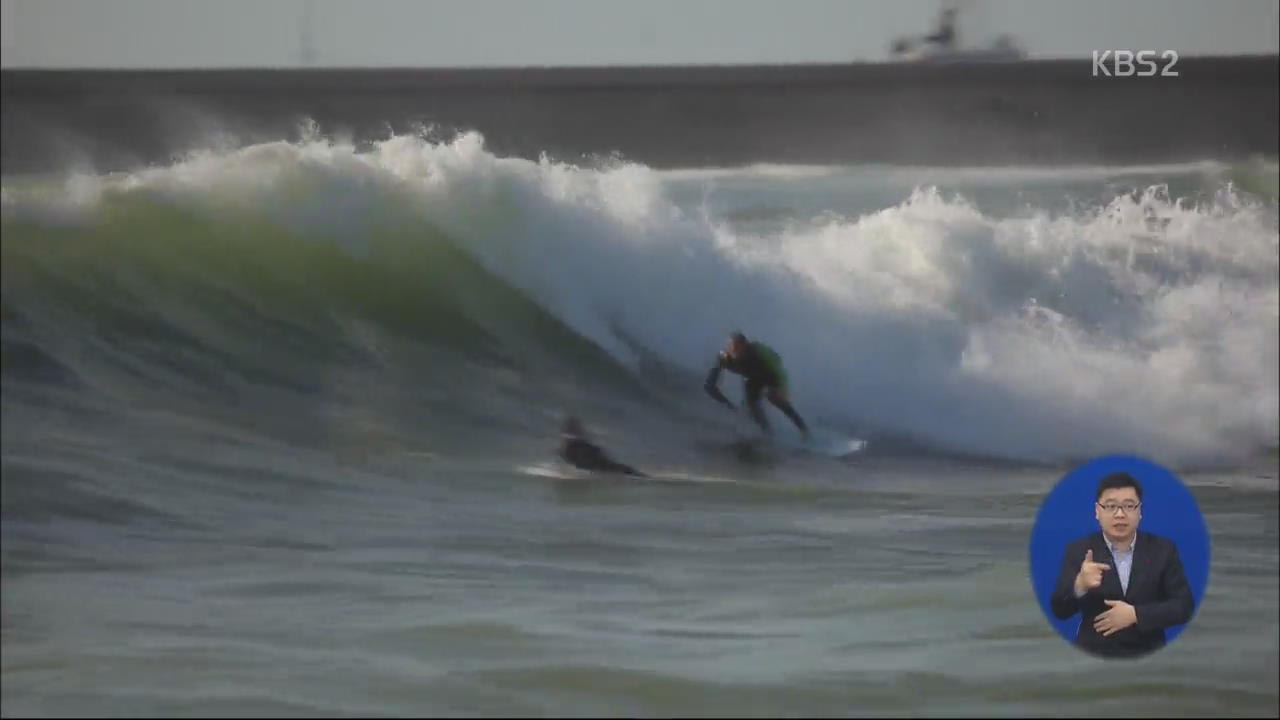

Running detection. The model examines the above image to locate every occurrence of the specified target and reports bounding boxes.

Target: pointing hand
[1074,548,1111,596]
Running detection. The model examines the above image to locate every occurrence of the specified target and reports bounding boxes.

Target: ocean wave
[3,131,1276,467]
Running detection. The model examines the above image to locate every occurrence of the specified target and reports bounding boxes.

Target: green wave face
[1,188,644,420]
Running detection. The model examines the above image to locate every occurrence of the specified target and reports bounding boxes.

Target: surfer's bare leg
[767,388,809,436]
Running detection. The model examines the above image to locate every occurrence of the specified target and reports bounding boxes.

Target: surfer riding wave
[704,331,810,438]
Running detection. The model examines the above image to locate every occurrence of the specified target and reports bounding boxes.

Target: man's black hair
[1096,472,1143,501]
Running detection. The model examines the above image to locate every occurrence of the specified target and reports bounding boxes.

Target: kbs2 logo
[1092,50,1180,77]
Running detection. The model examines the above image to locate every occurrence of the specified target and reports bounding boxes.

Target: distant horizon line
[3,51,1277,73]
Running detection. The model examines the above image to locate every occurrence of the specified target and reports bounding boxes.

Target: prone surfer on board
[704,331,810,439]
[558,416,646,477]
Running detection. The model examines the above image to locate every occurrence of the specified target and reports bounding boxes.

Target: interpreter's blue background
[1028,455,1211,647]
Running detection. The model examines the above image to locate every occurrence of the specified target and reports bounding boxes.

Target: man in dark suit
[1050,472,1195,659]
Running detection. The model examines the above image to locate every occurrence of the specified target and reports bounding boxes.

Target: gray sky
[2,0,1277,69]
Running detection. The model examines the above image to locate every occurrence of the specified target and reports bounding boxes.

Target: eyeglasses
[1097,501,1141,514]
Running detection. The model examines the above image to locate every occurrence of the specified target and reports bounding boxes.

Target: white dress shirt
[1105,533,1137,596]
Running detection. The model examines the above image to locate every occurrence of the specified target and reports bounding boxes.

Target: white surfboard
[516,462,740,486]
[755,427,867,458]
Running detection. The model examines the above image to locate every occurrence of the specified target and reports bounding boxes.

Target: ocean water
[2,88,1278,716]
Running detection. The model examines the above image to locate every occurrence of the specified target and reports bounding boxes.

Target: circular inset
[1028,455,1210,659]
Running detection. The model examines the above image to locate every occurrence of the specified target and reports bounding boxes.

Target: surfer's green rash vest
[718,341,787,389]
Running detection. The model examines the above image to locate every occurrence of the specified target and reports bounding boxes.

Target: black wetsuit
[704,341,808,435]
[705,343,784,407]
[558,436,644,477]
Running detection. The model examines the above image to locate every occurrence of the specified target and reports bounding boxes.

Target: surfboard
[516,462,740,486]
[750,427,867,459]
